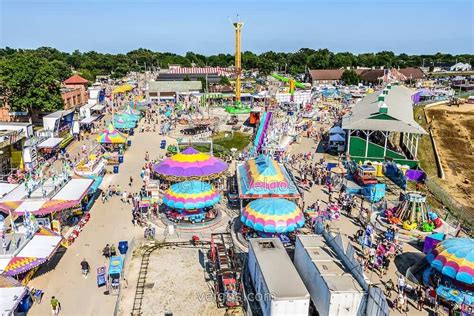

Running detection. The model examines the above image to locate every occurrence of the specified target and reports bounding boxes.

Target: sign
[8,112,28,116]
[192,131,212,140]
[97,266,106,287]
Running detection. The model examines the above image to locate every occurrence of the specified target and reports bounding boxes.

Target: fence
[113,236,140,316]
[425,177,472,235]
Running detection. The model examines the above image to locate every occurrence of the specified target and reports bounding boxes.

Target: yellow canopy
[112,84,133,94]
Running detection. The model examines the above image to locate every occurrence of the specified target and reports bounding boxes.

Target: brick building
[62,74,89,108]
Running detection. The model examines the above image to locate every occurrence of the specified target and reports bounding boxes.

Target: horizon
[1,0,473,55]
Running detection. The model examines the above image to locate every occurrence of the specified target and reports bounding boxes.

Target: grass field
[178,131,252,157]
[413,106,438,177]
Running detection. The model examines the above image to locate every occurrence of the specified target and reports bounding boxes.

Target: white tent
[37,137,63,149]
[329,126,345,135]
[0,286,27,315]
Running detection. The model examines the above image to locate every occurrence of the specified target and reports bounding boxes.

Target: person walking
[50,296,61,315]
[102,244,111,259]
[416,286,425,311]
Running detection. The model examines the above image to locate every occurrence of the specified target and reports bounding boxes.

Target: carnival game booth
[385,191,442,232]
[425,238,474,314]
[153,147,228,182]
[37,137,63,161]
[96,124,128,167]
[162,181,221,224]
[0,178,94,235]
[1,227,62,283]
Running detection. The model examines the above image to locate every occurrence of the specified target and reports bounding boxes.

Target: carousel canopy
[154,147,228,181]
[426,238,474,285]
[237,155,299,198]
[97,123,128,144]
[163,181,220,210]
[241,198,304,233]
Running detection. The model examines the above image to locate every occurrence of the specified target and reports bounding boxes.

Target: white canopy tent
[80,116,98,124]
[37,137,63,149]
[16,234,63,259]
[0,286,27,315]
[53,178,93,201]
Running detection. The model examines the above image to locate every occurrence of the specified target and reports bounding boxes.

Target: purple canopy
[154,147,228,180]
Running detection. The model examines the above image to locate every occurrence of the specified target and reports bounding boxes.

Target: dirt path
[425,104,474,216]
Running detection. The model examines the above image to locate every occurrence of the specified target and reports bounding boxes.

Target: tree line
[0,47,472,113]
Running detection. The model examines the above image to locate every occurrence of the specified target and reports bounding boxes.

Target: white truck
[294,235,366,316]
[248,238,310,316]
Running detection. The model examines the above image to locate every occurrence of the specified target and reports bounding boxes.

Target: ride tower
[233,20,244,106]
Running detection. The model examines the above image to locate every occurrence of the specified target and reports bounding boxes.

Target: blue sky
[1,0,473,55]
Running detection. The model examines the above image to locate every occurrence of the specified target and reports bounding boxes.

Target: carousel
[425,238,474,313]
[162,181,221,224]
[154,147,228,227]
[385,191,442,232]
[240,198,305,245]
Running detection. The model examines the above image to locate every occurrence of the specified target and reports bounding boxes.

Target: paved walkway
[28,118,171,315]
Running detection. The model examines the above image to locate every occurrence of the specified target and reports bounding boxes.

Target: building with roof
[61,75,89,109]
[148,81,202,101]
[399,67,426,81]
[0,122,35,175]
[309,69,344,85]
[156,67,231,84]
[342,84,427,167]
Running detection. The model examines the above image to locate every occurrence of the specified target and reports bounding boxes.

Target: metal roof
[148,81,202,93]
[342,85,427,134]
[296,235,364,293]
[249,238,310,301]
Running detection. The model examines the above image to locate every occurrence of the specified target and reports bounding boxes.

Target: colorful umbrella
[241,198,305,233]
[112,84,133,94]
[154,147,228,181]
[426,238,474,285]
[163,181,220,210]
[96,123,128,144]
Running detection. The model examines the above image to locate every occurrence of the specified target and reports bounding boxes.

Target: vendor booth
[96,124,128,166]
[1,227,62,279]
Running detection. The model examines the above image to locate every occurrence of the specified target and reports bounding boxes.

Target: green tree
[183,75,190,81]
[197,76,207,91]
[340,69,361,85]
[0,53,64,114]
[219,76,230,85]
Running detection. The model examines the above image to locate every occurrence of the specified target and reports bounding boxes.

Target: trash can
[118,241,128,255]
[113,165,119,174]
[118,155,124,163]
[127,140,132,146]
